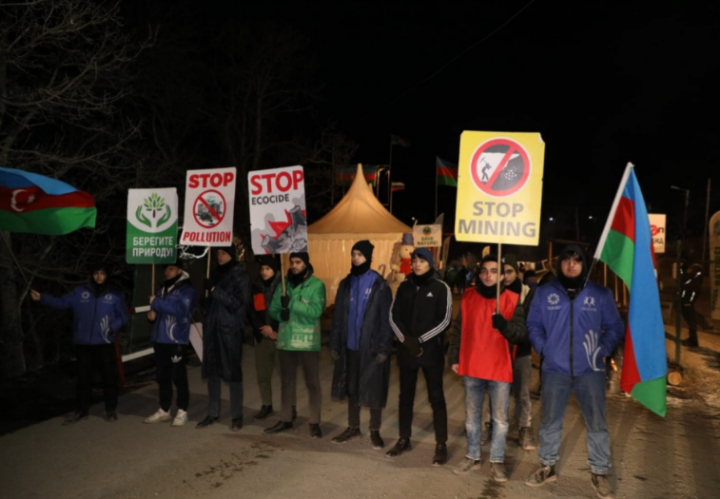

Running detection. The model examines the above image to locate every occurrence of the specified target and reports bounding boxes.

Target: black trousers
[398,364,447,444]
[153,343,189,412]
[76,343,118,414]
[681,303,699,344]
[347,350,382,430]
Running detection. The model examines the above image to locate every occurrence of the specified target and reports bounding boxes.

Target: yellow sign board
[454,131,545,246]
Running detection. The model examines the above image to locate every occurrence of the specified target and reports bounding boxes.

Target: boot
[432,444,447,466]
[490,462,508,483]
[591,473,614,499]
[519,427,536,450]
[385,438,411,457]
[253,405,273,420]
[525,464,557,487]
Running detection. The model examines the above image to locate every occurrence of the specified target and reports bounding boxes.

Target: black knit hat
[352,240,374,263]
[164,259,184,269]
[218,245,237,260]
[257,254,280,273]
[290,252,310,266]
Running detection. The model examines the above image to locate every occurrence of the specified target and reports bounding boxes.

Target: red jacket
[455,288,523,383]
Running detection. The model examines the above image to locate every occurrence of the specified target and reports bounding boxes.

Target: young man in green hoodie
[265,252,327,438]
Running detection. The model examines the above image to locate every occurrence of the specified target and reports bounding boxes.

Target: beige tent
[308,164,412,305]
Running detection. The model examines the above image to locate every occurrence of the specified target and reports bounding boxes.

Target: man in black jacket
[388,248,453,466]
[248,255,281,420]
[329,241,394,449]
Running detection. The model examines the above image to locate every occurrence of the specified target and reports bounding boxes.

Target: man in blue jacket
[31,262,128,425]
[524,245,624,499]
[143,260,196,427]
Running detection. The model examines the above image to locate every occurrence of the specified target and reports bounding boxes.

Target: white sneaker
[172,409,188,427]
[144,408,171,424]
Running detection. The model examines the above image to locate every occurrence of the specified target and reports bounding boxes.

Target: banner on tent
[454,132,545,246]
[248,165,308,254]
[413,224,442,247]
[126,188,178,263]
[180,167,236,246]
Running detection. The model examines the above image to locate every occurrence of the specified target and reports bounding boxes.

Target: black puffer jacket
[201,263,250,382]
[330,270,394,409]
[390,274,452,368]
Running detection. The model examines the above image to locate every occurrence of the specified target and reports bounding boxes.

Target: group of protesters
[31,239,626,499]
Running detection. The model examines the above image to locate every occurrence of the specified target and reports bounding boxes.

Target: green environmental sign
[126,188,178,264]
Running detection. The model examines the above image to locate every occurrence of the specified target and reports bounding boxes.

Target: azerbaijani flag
[594,163,667,417]
[0,166,96,235]
[436,157,458,187]
[390,135,410,147]
[334,166,377,187]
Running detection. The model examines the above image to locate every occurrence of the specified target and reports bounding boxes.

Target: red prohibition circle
[469,138,531,198]
[193,189,227,229]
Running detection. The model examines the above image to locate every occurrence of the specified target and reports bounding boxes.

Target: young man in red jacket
[448,254,527,482]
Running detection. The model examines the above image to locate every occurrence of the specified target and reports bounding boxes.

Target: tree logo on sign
[470,138,531,198]
[135,192,172,230]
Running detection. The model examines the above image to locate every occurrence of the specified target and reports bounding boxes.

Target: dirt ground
[3,289,720,499]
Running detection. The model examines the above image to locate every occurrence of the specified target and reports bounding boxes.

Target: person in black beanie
[247,255,282,420]
[329,240,394,449]
[197,245,250,431]
[387,247,452,466]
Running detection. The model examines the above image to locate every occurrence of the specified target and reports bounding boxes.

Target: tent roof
[308,164,412,235]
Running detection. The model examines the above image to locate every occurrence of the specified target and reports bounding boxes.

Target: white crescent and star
[10,189,35,212]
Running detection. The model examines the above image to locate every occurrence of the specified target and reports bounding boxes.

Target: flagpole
[587,162,634,283]
[388,141,393,210]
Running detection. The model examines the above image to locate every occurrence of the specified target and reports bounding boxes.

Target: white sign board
[248,166,307,254]
[649,213,666,254]
[180,167,236,246]
[413,224,442,248]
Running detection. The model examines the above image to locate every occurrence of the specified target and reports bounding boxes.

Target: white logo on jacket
[81,291,90,300]
[427,292,434,298]
[583,296,596,307]
[100,316,112,343]
[583,329,604,371]
[548,293,560,305]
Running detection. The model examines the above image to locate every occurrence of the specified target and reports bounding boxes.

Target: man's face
[351,250,367,267]
[93,270,107,285]
[480,261,499,287]
[259,265,275,281]
[503,264,517,286]
[164,265,183,280]
[561,253,583,278]
[290,257,307,275]
[412,255,430,276]
[217,250,231,265]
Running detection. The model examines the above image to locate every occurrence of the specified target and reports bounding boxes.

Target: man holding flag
[525,245,624,498]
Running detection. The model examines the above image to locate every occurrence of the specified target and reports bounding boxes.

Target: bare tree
[0,0,149,378]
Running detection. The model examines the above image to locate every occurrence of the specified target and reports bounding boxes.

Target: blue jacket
[527,279,624,377]
[150,272,196,344]
[40,284,128,345]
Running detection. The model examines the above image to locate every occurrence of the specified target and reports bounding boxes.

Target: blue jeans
[464,376,511,463]
[538,370,611,474]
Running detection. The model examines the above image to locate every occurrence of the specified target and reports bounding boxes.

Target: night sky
[131,1,720,250]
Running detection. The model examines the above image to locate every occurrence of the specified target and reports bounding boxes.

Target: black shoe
[105,411,118,423]
[62,412,89,426]
[432,444,448,466]
[386,438,411,458]
[231,418,243,432]
[309,423,322,439]
[332,426,360,444]
[195,415,218,429]
[292,406,297,422]
[264,421,292,434]
[253,405,273,420]
[370,431,385,450]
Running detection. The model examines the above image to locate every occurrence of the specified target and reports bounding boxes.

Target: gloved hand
[492,313,508,332]
[403,337,422,357]
[331,350,340,361]
[375,353,388,364]
[280,295,290,321]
